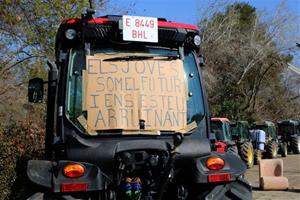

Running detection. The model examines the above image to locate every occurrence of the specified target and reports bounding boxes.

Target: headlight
[193,35,201,46]
[65,29,77,40]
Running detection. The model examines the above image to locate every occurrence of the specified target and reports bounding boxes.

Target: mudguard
[175,151,247,184]
[27,160,52,188]
[27,160,104,192]
[194,151,247,183]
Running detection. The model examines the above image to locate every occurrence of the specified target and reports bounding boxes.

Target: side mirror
[198,55,205,67]
[28,78,44,103]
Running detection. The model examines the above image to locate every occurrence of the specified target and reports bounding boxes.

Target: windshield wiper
[103,55,179,62]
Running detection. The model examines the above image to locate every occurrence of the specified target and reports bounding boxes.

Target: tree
[0,1,136,199]
[198,1,300,120]
[0,0,137,123]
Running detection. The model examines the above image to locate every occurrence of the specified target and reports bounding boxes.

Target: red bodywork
[211,117,230,123]
[211,117,231,152]
[62,17,199,31]
[214,141,227,152]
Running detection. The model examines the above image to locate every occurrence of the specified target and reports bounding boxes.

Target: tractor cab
[278,120,300,137]
[28,14,207,158]
[252,121,277,141]
[210,118,232,142]
[277,120,300,154]
[230,121,251,142]
[230,121,254,168]
[210,118,240,155]
[251,121,283,158]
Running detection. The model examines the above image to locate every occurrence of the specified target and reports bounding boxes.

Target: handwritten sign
[85,54,187,132]
[123,15,158,43]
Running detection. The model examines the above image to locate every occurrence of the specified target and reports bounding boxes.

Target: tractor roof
[233,120,249,125]
[55,15,201,61]
[253,121,275,127]
[277,120,299,126]
[230,121,249,128]
[211,118,230,123]
[61,16,199,31]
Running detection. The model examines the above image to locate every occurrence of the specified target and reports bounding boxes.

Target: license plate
[122,15,158,43]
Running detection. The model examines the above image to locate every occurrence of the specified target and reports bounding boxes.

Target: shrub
[0,119,45,200]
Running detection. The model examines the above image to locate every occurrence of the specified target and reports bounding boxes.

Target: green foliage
[0,1,99,198]
[0,119,45,200]
[0,0,93,126]
[226,2,256,31]
[0,0,139,197]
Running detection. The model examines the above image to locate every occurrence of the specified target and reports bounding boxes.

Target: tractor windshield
[66,46,205,134]
[254,125,276,138]
[278,125,295,135]
[230,126,240,137]
[231,123,250,140]
[211,121,231,142]
[254,125,268,133]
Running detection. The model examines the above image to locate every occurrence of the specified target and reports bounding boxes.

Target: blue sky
[105,0,300,25]
[104,0,300,67]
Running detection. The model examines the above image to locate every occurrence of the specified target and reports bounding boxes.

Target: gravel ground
[244,154,300,200]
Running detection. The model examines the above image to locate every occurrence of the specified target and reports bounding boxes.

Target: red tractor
[25,7,252,199]
[210,118,239,156]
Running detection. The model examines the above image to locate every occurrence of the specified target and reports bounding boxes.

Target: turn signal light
[206,157,225,170]
[63,163,85,178]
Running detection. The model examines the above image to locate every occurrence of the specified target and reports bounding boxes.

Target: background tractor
[230,121,254,168]
[277,120,300,154]
[251,121,284,158]
[210,118,239,156]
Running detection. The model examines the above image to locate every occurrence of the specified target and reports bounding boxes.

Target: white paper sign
[122,15,158,43]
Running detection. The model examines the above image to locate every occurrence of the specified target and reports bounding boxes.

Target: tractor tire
[265,142,278,159]
[279,143,288,157]
[254,149,262,165]
[27,192,62,200]
[27,192,102,200]
[240,142,254,168]
[227,145,240,157]
[196,176,252,200]
[291,136,300,154]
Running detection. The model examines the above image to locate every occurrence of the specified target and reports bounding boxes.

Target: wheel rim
[272,144,277,157]
[248,146,253,165]
[285,144,288,155]
[257,150,262,161]
[298,139,300,152]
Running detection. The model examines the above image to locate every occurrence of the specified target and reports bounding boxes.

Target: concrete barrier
[259,159,289,190]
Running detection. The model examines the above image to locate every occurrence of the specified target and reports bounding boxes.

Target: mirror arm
[178,46,184,60]
[45,60,58,159]
[47,60,57,71]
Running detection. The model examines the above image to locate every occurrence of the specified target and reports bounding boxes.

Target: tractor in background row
[210,118,239,156]
[230,121,254,168]
[277,120,300,154]
[251,121,285,158]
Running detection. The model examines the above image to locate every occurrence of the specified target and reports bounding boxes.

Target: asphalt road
[245,154,300,200]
